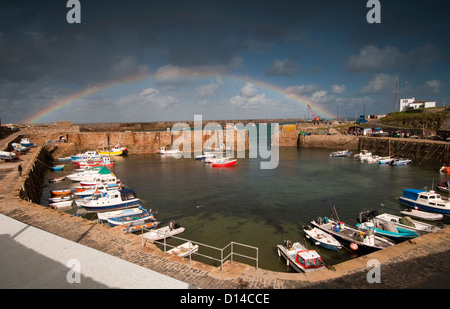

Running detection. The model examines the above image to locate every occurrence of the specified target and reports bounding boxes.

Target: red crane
[307,105,320,124]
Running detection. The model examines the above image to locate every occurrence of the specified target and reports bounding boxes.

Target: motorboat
[330,150,352,157]
[97,145,128,156]
[398,188,450,215]
[20,138,34,147]
[142,221,185,242]
[303,225,342,251]
[195,152,215,160]
[390,158,412,166]
[377,157,394,164]
[277,240,326,273]
[356,219,418,241]
[66,166,110,182]
[311,217,394,254]
[167,242,199,257]
[77,157,114,168]
[114,220,159,233]
[399,208,443,221]
[0,151,17,161]
[78,189,140,212]
[48,196,72,203]
[354,150,372,161]
[211,157,237,167]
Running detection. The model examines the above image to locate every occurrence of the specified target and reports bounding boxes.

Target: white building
[399,98,436,112]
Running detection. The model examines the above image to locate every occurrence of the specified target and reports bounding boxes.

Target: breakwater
[359,137,450,163]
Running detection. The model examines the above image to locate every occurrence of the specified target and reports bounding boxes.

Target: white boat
[195,152,215,160]
[399,188,450,215]
[0,151,17,161]
[142,221,185,242]
[66,166,105,181]
[106,211,155,227]
[277,240,326,273]
[330,150,352,157]
[49,200,73,209]
[211,157,237,167]
[48,196,72,203]
[375,212,440,235]
[78,189,140,212]
[303,225,342,251]
[49,176,65,183]
[20,138,34,147]
[114,220,159,233]
[354,150,372,161]
[158,146,181,154]
[167,242,199,257]
[399,208,443,221]
[97,207,145,222]
[363,155,382,164]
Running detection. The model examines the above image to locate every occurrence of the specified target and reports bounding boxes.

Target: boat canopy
[403,189,426,200]
[119,189,138,201]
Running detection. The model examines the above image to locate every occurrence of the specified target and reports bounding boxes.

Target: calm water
[42,147,448,272]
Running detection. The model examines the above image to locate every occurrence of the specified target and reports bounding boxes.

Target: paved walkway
[0,132,449,290]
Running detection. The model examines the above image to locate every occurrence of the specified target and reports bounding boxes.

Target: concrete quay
[0,137,449,289]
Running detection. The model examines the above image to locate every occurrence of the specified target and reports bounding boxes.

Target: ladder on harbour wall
[141,232,259,271]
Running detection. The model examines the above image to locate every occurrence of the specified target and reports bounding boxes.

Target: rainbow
[23,71,335,124]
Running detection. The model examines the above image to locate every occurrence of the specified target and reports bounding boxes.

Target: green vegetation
[379,108,449,130]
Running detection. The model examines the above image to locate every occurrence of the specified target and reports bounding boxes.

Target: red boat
[440,165,450,174]
[211,157,237,167]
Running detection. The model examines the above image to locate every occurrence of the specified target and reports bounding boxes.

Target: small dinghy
[330,150,352,157]
[303,225,342,251]
[51,189,72,196]
[49,176,65,183]
[48,196,72,203]
[49,200,73,209]
[51,164,65,171]
[106,211,155,227]
[114,220,159,233]
[142,221,185,242]
[167,241,199,257]
[399,208,443,221]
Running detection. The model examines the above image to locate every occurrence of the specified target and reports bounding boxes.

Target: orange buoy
[350,243,358,251]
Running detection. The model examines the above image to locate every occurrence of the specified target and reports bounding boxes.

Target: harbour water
[42,147,448,272]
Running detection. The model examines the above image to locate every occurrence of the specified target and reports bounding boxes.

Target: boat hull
[81,200,140,212]
[399,197,450,215]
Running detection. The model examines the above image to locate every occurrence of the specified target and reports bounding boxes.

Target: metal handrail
[141,231,259,271]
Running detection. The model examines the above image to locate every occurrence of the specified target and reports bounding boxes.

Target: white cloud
[266,56,300,76]
[423,80,444,94]
[240,83,258,97]
[331,84,346,94]
[284,84,320,95]
[230,83,273,109]
[193,83,220,98]
[360,74,396,94]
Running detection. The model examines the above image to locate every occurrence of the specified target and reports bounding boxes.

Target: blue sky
[1,0,449,124]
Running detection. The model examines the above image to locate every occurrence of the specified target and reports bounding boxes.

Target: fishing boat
[311,217,394,254]
[390,158,412,166]
[142,221,185,242]
[158,146,181,154]
[50,164,65,171]
[97,145,128,156]
[398,188,450,215]
[399,208,444,221]
[51,189,72,196]
[167,242,199,257]
[329,150,352,157]
[77,157,114,168]
[106,211,155,227]
[11,143,28,152]
[79,173,120,187]
[303,225,342,251]
[211,157,237,167]
[78,189,140,212]
[49,176,65,183]
[195,152,215,160]
[375,212,440,235]
[276,240,326,273]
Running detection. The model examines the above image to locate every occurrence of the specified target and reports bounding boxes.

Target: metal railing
[141,231,259,271]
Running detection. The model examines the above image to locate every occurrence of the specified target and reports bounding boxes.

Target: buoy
[350,243,358,251]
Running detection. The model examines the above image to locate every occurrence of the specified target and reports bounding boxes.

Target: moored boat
[20,138,34,147]
[51,164,65,171]
[330,150,352,157]
[211,157,237,167]
[49,200,73,209]
[311,217,394,254]
[106,211,156,227]
[303,225,342,251]
[114,220,159,233]
[389,158,412,166]
[158,146,181,154]
[398,188,450,215]
[97,145,128,156]
[167,242,199,257]
[399,208,444,221]
[0,151,17,161]
[51,189,72,196]
[48,196,72,203]
[276,240,326,273]
[49,176,65,183]
[97,207,145,222]
[377,157,394,164]
[78,189,140,212]
[142,221,185,242]
[375,212,440,235]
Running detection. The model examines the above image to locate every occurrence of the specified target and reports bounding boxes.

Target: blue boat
[356,222,418,241]
[399,189,450,215]
[106,211,156,227]
[51,164,65,171]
